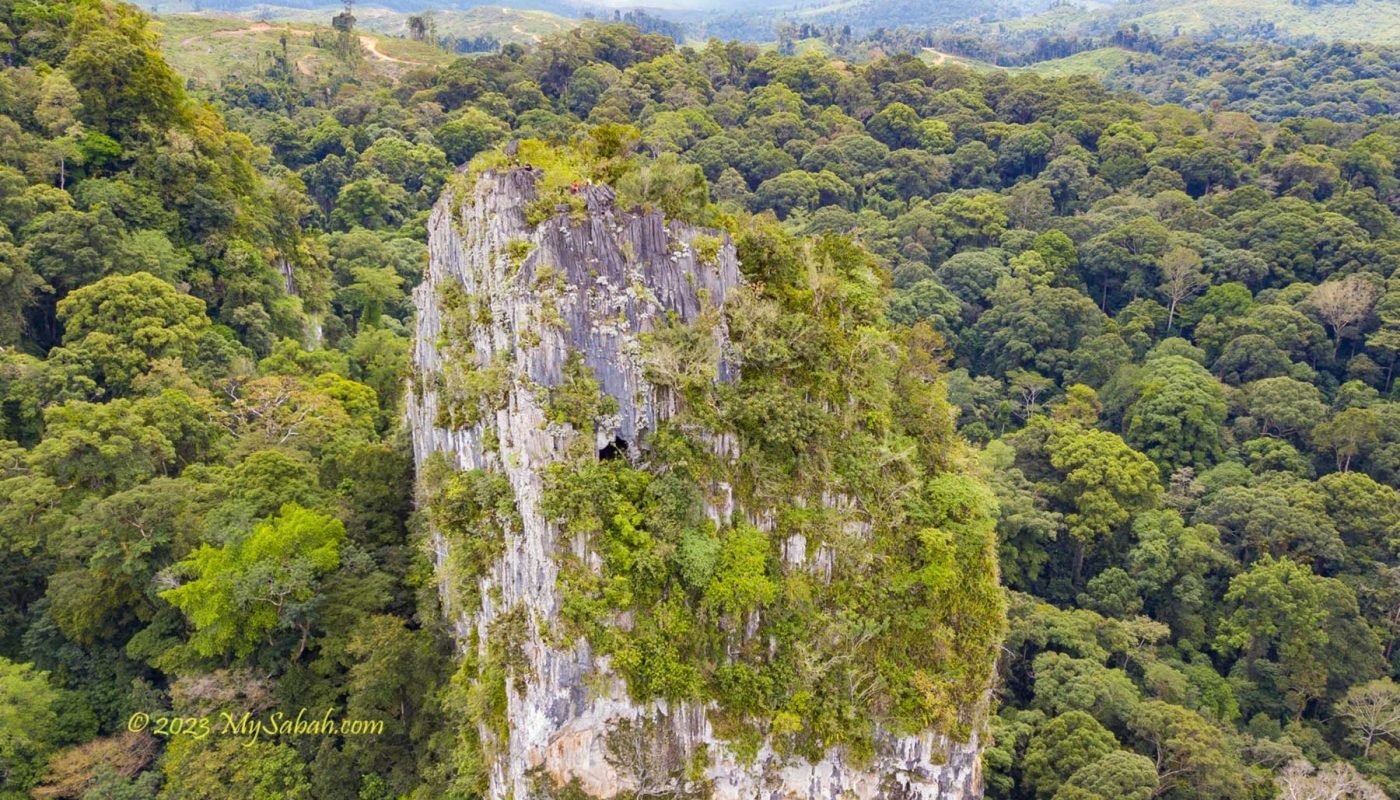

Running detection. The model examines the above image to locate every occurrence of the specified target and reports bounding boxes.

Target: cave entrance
[599,436,628,461]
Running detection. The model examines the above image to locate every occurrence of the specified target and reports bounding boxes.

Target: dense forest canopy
[3,0,1400,798]
[763,25,1400,124]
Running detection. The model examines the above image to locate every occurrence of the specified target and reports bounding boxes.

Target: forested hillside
[804,29,1400,123]
[957,0,1400,48]
[4,0,1400,798]
[0,2,439,797]
[1041,38,1400,122]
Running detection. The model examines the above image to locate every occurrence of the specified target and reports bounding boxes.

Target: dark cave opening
[598,436,628,461]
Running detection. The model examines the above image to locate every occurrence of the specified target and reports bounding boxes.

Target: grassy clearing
[154,12,453,86]
[257,5,578,46]
[1020,47,1158,79]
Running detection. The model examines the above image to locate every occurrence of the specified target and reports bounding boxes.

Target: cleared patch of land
[1018,46,1157,79]
[247,5,578,46]
[915,44,1162,83]
[154,13,454,86]
[917,47,1001,72]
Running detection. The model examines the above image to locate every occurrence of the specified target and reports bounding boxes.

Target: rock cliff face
[407,167,987,800]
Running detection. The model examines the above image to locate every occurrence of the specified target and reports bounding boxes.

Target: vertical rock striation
[408,166,987,800]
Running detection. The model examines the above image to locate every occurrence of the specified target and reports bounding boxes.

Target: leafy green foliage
[530,216,1003,762]
[1218,556,1382,717]
[161,504,345,660]
[6,2,1400,797]
[1123,354,1228,471]
[0,658,68,797]
[1022,711,1117,800]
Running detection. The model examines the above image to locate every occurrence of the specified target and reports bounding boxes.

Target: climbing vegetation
[529,204,1004,758]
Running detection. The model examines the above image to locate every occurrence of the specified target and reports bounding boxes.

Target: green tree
[355,137,450,194]
[982,440,1062,589]
[976,285,1108,382]
[1127,701,1246,798]
[50,272,218,395]
[1213,334,1293,385]
[934,193,1007,251]
[1081,218,1169,309]
[23,208,134,300]
[35,70,84,189]
[1055,750,1158,800]
[1022,711,1118,800]
[703,523,776,618]
[0,658,64,798]
[160,737,312,800]
[615,153,710,221]
[1313,408,1382,472]
[435,109,510,165]
[27,398,179,492]
[62,2,184,139]
[1098,134,1149,188]
[0,235,41,346]
[161,503,345,660]
[349,328,410,413]
[866,102,950,151]
[338,266,403,329]
[1124,355,1227,472]
[46,477,194,644]
[1370,279,1400,391]
[332,179,411,230]
[1338,678,1400,757]
[1217,557,1381,719]
[1027,419,1160,582]
[1127,511,1229,644]
[1318,471,1400,553]
[1196,483,1342,564]
[339,615,445,793]
[753,170,819,218]
[1078,566,1142,618]
[1242,377,1328,438]
[1031,651,1141,727]
[887,278,960,332]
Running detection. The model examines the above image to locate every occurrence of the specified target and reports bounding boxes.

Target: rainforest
[3,0,1400,798]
